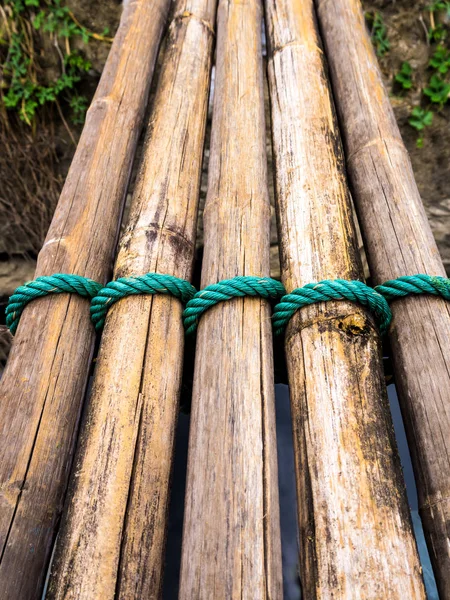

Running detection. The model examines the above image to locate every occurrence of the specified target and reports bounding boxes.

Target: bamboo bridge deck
[1,0,449,599]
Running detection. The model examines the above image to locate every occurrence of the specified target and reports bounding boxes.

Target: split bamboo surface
[0,1,169,598]
[315,0,450,596]
[265,0,426,597]
[179,0,283,597]
[47,2,216,599]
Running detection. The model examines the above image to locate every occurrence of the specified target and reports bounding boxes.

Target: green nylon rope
[183,276,286,336]
[6,274,102,335]
[90,273,197,331]
[272,279,393,336]
[375,274,450,303]
[7,272,449,340]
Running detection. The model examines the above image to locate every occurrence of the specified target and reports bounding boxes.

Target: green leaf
[408,107,433,133]
[424,74,450,105]
[428,0,450,16]
[429,45,450,75]
[32,10,46,29]
[4,90,21,108]
[366,12,390,57]
[395,62,414,90]
[69,93,88,125]
[428,23,447,43]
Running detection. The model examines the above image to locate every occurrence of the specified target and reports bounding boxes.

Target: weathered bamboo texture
[179,0,283,597]
[315,0,450,596]
[265,0,426,598]
[47,3,216,599]
[0,2,169,598]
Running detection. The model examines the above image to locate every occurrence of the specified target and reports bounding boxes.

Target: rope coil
[183,276,286,336]
[90,273,197,330]
[272,279,392,336]
[6,274,102,335]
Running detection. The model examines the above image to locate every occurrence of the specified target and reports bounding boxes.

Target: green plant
[368,5,450,149]
[1,0,111,126]
[366,12,390,57]
[69,94,88,125]
[428,2,449,42]
[429,44,450,73]
[408,107,434,148]
[424,73,450,105]
[429,22,447,43]
[395,62,413,89]
[429,1,450,17]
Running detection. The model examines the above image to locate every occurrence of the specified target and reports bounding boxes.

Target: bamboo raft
[1,0,449,598]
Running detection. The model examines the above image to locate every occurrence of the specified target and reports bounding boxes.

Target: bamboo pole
[47,2,216,598]
[178,0,283,597]
[264,0,426,597]
[315,1,450,596]
[0,1,169,598]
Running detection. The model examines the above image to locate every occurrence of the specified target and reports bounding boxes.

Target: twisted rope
[375,274,450,303]
[6,274,102,335]
[272,279,392,336]
[90,273,197,330]
[183,276,286,336]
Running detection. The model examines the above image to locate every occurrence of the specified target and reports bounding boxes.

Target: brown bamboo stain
[337,313,371,336]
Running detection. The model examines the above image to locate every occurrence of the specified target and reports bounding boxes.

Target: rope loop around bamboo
[90,273,197,331]
[375,274,450,303]
[272,279,392,336]
[8,273,448,340]
[182,276,286,336]
[6,274,102,335]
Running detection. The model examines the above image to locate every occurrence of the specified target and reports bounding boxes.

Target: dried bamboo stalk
[178,0,283,597]
[0,2,169,598]
[315,0,450,596]
[264,0,426,597]
[47,2,217,599]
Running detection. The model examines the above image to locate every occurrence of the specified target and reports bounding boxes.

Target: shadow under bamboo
[0,2,169,599]
[178,0,283,597]
[315,1,450,596]
[47,2,217,599]
[264,0,426,597]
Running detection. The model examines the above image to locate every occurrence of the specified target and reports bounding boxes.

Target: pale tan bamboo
[264,0,426,597]
[315,1,450,596]
[0,2,169,599]
[178,0,283,597]
[47,2,216,599]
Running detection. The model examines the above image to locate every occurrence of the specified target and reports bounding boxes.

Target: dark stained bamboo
[315,0,450,596]
[264,0,426,597]
[179,0,283,597]
[47,2,217,598]
[0,1,170,598]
